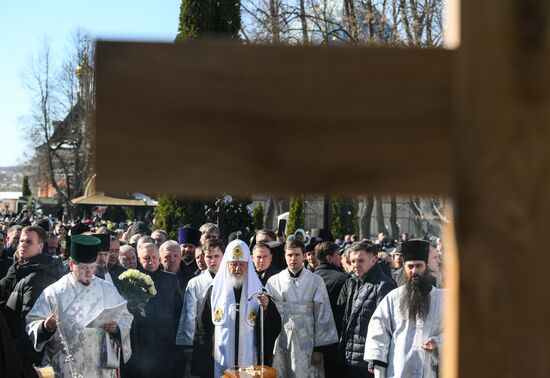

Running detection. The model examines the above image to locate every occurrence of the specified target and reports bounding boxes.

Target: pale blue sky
[0,0,181,166]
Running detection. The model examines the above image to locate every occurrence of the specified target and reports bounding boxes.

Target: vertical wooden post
[455,0,550,376]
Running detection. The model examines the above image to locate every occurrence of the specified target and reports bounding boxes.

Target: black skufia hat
[95,233,111,252]
[310,228,334,242]
[70,234,100,263]
[70,223,90,236]
[401,239,430,263]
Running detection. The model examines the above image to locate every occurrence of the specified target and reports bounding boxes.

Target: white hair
[159,240,181,256]
[138,242,159,256]
[119,244,135,255]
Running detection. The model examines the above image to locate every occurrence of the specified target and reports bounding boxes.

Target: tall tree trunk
[269,0,280,43]
[389,194,400,240]
[375,195,390,237]
[360,195,375,239]
[399,0,414,44]
[409,195,424,237]
[344,0,359,41]
[299,0,309,43]
[358,194,374,239]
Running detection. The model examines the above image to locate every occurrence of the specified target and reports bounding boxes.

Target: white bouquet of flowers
[117,269,157,316]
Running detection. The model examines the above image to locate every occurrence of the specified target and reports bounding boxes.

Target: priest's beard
[400,270,433,321]
[94,265,108,279]
[229,275,244,289]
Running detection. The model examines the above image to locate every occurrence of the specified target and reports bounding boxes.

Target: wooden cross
[94,0,550,376]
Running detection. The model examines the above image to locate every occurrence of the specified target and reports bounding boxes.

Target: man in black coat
[313,241,348,377]
[251,241,280,286]
[0,226,64,369]
[159,240,194,295]
[125,242,183,378]
[337,241,396,378]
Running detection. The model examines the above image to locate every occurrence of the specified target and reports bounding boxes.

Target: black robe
[124,268,183,378]
[192,285,282,378]
[176,266,195,296]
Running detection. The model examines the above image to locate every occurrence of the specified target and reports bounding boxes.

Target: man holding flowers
[124,242,182,378]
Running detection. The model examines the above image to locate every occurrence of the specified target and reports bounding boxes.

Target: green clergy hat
[70,234,101,263]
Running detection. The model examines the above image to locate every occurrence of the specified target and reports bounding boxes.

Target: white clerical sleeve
[312,279,339,347]
[26,291,55,352]
[176,281,197,346]
[364,294,393,364]
[104,291,133,363]
[429,333,443,366]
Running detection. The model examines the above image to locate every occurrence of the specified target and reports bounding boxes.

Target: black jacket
[0,310,38,378]
[108,263,126,290]
[337,263,396,368]
[0,253,64,365]
[0,249,12,280]
[256,265,280,286]
[314,263,347,335]
[125,268,183,378]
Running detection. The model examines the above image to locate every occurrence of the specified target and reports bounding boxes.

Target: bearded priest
[192,239,281,378]
[364,239,445,378]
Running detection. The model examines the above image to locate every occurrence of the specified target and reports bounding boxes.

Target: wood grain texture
[94,41,453,196]
[454,0,550,376]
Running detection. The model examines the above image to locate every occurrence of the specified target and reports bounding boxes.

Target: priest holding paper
[26,234,133,378]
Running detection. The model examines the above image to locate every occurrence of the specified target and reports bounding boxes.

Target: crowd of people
[0,211,445,378]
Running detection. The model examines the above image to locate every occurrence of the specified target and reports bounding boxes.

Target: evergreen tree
[331,196,358,239]
[212,0,241,37]
[176,0,241,41]
[287,195,305,236]
[22,176,32,197]
[155,195,185,240]
[252,204,264,231]
[176,0,212,41]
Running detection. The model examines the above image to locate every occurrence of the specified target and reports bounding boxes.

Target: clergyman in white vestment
[27,234,133,378]
[364,239,444,378]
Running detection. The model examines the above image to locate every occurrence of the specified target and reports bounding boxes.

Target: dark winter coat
[0,310,38,378]
[337,263,396,369]
[125,268,183,378]
[0,253,64,365]
[314,263,347,335]
[108,263,126,290]
[0,249,12,280]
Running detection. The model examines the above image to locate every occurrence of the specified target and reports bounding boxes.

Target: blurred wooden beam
[95,41,453,196]
[453,0,550,376]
